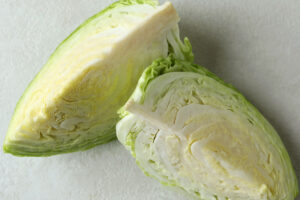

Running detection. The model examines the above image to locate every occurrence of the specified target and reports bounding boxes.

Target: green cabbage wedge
[4,0,193,156]
[117,55,299,200]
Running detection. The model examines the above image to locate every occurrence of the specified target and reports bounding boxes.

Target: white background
[0,0,299,199]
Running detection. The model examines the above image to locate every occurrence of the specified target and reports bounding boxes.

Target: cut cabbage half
[117,55,299,200]
[4,0,193,156]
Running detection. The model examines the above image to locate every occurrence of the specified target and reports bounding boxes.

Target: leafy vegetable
[4,0,192,156]
[117,55,299,200]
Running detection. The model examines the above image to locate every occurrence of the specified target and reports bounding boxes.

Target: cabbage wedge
[4,0,192,156]
[117,55,299,200]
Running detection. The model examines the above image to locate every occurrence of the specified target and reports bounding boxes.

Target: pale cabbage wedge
[4,0,193,156]
[117,55,299,200]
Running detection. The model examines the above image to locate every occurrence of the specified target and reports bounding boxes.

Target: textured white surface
[0,0,299,199]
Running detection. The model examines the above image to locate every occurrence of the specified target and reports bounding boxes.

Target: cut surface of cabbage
[4,0,192,156]
[117,55,299,200]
